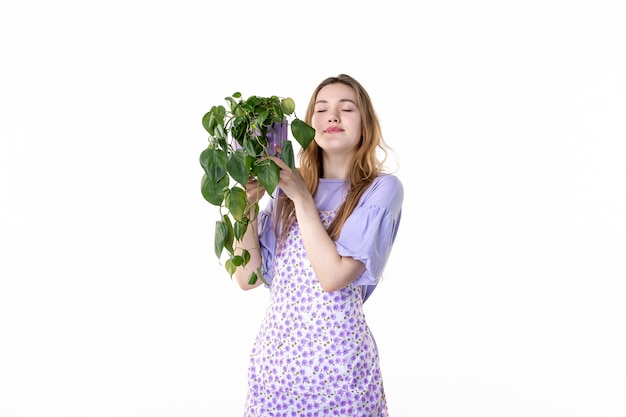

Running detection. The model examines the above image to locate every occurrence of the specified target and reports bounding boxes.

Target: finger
[269,156,290,171]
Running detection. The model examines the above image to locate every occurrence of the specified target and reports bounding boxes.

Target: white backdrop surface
[1,1,625,416]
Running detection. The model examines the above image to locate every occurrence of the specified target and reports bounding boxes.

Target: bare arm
[271,158,365,292]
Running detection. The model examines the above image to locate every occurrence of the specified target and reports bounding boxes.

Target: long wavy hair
[274,74,392,243]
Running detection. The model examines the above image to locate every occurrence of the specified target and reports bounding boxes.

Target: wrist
[293,193,315,214]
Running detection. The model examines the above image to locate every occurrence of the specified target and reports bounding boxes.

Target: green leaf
[231,255,244,267]
[241,249,251,265]
[256,159,280,196]
[225,186,247,222]
[231,116,248,144]
[199,148,227,183]
[257,110,269,127]
[291,118,316,150]
[271,103,284,122]
[201,105,225,134]
[281,97,295,115]
[227,150,251,186]
[244,95,261,112]
[234,220,248,241]
[243,137,262,158]
[247,271,258,285]
[201,173,228,206]
[222,214,234,255]
[214,123,227,142]
[201,112,214,135]
[214,219,227,259]
[225,96,238,111]
[225,259,237,278]
[281,140,295,169]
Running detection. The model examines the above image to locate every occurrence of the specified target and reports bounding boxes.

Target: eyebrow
[314,98,357,105]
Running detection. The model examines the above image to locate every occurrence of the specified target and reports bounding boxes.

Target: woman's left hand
[269,156,310,203]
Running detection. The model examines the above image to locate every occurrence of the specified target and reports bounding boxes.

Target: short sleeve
[335,175,404,288]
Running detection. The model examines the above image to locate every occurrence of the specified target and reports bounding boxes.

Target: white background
[1,1,625,416]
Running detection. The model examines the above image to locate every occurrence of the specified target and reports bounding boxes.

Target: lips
[325,126,343,133]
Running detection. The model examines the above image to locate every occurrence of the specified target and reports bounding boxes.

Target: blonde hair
[274,74,392,242]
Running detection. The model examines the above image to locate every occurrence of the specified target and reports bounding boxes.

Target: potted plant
[199,92,315,283]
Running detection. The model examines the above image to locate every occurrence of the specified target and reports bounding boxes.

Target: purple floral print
[244,210,389,417]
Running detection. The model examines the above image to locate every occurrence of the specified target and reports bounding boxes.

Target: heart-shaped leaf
[201,173,228,206]
[234,220,248,241]
[225,186,247,222]
[225,259,237,278]
[221,214,234,255]
[280,140,295,169]
[291,118,316,150]
[227,149,251,186]
[214,219,227,259]
[280,97,295,115]
[199,148,227,183]
[256,159,280,196]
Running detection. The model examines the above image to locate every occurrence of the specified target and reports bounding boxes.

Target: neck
[321,151,355,180]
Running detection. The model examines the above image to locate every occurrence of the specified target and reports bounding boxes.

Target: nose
[328,114,339,123]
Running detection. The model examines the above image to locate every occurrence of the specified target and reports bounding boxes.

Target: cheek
[311,115,325,131]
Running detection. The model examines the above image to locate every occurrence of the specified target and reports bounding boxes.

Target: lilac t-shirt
[257,174,403,302]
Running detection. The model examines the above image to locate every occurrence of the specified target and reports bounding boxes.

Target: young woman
[235,74,404,416]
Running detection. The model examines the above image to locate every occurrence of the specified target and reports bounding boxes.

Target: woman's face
[311,83,362,157]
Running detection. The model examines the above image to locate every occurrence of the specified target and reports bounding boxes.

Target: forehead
[315,83,357,103]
